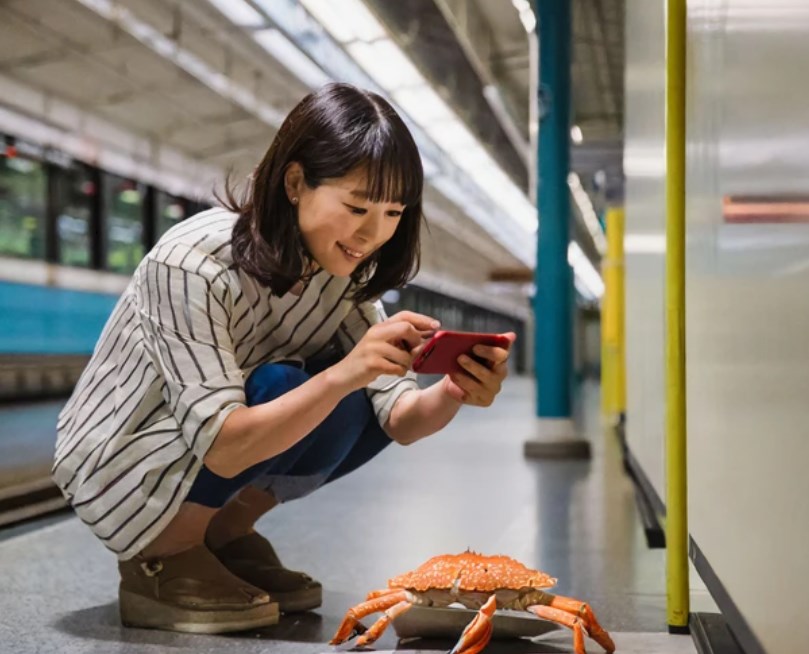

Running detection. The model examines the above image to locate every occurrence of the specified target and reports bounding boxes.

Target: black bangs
[359,122,423,207]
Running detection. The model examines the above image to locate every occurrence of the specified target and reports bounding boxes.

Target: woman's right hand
[329,311,440,391]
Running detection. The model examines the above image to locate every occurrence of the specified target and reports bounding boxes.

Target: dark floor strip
[689,539,766,654]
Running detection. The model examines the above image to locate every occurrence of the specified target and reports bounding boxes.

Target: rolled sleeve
[137,248,246,460]
[337,299,419,429]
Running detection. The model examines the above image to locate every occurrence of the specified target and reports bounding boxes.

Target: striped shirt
[52,208,418,560]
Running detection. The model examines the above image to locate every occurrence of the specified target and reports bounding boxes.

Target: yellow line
[665,0,689,629]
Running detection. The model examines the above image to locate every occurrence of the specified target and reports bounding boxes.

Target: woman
[53,83,515,633]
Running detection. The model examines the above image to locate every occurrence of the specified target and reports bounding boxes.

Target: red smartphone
[411,330,512,375]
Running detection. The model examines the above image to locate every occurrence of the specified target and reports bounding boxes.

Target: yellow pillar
[601,207,626,422]
[665,0,689,633]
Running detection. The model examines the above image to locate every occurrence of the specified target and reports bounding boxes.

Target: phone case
[411,330,511,375]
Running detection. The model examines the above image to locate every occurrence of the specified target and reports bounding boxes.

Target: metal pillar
[524,0,590,459]
[601,207,626,424]
[665,0,690,634]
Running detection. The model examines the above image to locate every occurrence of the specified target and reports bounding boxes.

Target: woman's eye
[387,211,403,218]
[346,205,367,216]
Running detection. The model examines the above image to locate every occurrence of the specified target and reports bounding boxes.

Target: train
[0,131,527,400]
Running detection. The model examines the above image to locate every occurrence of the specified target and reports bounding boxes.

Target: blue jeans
[186,359,393,508]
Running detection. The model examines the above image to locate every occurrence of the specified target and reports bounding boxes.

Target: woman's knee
[245,363,310,406]
[332,388,374,424]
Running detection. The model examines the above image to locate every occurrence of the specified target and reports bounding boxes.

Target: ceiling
[398,0,626,203]
[0,0,622,299]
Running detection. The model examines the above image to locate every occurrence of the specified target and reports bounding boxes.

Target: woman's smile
[337,242,366,260]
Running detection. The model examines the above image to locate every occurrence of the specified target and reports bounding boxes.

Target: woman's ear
[284,162,305,205]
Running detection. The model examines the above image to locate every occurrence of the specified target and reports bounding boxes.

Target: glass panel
[0,154,46,258]
[104,173,144,274]
[54,163,95,268]
[155,191,189,240]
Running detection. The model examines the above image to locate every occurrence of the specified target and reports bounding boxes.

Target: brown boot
[211,533,322,613]
[118,544,279,633]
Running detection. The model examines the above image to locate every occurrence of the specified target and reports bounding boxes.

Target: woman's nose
[355,215,382,243]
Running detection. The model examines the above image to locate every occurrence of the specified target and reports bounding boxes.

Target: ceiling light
[346,39,423,89]
[205,0,265,27]
[253,28,330,89]
[298,0,385,43]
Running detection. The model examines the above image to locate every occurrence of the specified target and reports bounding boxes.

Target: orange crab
[330,551,616,654]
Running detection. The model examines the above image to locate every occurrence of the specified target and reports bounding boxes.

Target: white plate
[392,605,560,640]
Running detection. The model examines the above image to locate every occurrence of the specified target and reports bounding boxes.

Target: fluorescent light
[299,0,385,43]
[568,172,606,255]
[253,28,330,89]
[347,39,423,89]
[625,234,666,253]
[511,0,537,32]
[424,118,478,153]
[421,155,440,178]
[571,124,583,144]
[568,241,605,299]
[393,85,454,124]
[206,0,265,27]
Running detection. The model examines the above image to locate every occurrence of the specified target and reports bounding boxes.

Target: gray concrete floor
[0,378,707,653]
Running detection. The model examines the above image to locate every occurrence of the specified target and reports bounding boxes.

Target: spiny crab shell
[388,551,557,594]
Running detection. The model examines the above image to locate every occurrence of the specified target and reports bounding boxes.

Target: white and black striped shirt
[52,208,418,560]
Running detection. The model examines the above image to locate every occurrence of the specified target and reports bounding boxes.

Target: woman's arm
[204,315,434,478]
[384,333,517,445]
[382,378,463,445]
[204,367,353,478]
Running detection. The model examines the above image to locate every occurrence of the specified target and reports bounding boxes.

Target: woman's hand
[441,332,516,406]
[329,311,439,392]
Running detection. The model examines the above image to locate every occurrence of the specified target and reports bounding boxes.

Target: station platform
[0,377,712,653]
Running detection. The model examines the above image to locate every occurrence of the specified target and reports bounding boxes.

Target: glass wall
[0,154,46,259]
[104,173,144,274]
[54,162,96,268]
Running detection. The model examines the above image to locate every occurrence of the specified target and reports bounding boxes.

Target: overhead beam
[430,0,530,165]
[490,267,534,283]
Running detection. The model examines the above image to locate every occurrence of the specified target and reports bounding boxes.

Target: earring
[291,197,299,205]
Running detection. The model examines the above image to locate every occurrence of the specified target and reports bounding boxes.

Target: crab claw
[448,594,498,654]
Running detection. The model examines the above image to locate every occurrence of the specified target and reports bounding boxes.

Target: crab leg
[527,605,588,654]
[366,587,403,600]
[329,590,409,645]
[355,599,413,646]
[545,594,615,653]
[448,594,498,654]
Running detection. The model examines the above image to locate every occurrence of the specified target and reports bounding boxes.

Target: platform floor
[0,377,713,653]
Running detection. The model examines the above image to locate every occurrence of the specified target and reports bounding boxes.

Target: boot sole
[119,589,279,633]
[273,584,323,613]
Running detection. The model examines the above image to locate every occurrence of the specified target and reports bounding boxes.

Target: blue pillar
[534,0,573,419]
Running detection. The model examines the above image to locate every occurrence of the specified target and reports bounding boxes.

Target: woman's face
[289,165,406,277]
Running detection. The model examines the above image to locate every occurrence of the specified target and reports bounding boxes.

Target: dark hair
[219,83,424,304]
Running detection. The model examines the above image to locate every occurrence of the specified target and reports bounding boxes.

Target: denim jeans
[185,358,393,508]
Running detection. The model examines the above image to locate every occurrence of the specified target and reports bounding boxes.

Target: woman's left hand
[442,333,517,406]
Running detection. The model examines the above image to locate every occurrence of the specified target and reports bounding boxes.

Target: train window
[0,154,46,259]
[155,191,189,239]
[54,162,95,267]
[104,173,145,274]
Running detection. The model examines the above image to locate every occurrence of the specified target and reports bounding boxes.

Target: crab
[330,551,616,654]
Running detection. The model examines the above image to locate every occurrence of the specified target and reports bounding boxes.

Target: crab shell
[387,551,557,594]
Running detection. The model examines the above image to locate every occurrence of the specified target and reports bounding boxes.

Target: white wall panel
[626,0,809,650]
[623,0,667,502]
[686,2,809,651]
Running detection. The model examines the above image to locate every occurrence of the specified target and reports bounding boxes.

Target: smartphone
[411,330,512,375]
